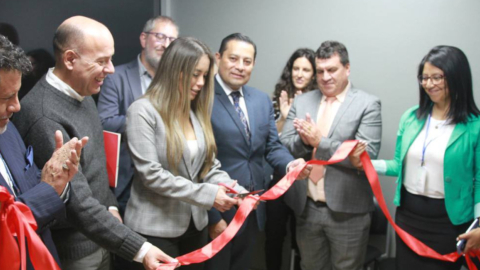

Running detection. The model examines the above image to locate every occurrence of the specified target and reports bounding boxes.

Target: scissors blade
[235,189,264,198]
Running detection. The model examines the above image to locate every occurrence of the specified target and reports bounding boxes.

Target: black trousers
[396,187,479,270]
[114,218,208,270]
[204,214,258,270]
[265,173,299,270]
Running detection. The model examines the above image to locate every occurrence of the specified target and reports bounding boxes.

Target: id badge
[416,166,427,193]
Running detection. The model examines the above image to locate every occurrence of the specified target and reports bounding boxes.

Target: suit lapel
[0,173,16,195]
[127,60,143,100]
[214,79,250,145]
[307,90,323,122]
[0,134,28,193]
[447,122,467,148]
[244,86,255,144]
[400,116,425,161]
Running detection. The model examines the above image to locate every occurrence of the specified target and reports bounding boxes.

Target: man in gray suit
[280,41,382,270]
[97,16,178,216]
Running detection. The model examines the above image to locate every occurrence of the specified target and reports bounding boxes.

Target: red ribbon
[158,140,479,269]
[0,186,60,270]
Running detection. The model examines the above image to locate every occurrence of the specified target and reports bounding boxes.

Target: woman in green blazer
[355,46,480,270]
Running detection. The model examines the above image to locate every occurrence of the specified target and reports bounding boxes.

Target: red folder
[103,131,121,188]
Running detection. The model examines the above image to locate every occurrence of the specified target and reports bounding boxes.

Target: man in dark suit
[205,33,311,270]
[97,16,178,216]
[281,41,382,270]
[0,34,86,269]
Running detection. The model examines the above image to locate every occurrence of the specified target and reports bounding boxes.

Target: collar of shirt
[0,153,16,196]
[137,55,152,94]
[321,81,351,103]
[46,68,84,102]
[215,74,245,98]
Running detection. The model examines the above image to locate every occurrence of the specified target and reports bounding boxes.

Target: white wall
[170,0,480,216]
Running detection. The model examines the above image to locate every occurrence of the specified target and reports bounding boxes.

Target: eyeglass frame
[417,74,446,86]
[144,31,176,44]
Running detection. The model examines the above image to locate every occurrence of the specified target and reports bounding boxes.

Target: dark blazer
[97,59,142,198]
[280,88,382,215]
[0,122,65,269]
[209,78,294,230]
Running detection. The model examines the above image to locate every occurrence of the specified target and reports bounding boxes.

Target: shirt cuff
[286,161,292,173]
[371,160,387,175]
[474,203,480,219]
[108,206,119,212]
[59,183,70,203]
[133,242,153,263]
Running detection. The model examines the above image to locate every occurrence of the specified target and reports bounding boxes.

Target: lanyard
[421,114,445,166]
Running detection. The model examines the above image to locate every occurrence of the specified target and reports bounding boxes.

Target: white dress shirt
[137,55,153,94]
[403,117,455,198]
[308,82,350,202]
[216,74,250,125]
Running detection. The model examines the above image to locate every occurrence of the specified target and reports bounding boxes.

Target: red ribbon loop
[0,186,60,270]
[157,140,479,270]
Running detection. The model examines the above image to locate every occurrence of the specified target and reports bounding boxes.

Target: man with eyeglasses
[13,16,176,270]
[97,16,178,217]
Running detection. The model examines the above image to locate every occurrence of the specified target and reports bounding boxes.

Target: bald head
[52,16,115,96]
[53,16,113,62]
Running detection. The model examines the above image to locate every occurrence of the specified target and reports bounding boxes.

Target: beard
[145,49,161,71]
[0,124,7,134]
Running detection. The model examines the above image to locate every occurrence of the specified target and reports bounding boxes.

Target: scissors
[219,183,264,199]
[235,189,264,199]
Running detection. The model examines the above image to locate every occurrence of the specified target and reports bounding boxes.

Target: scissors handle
[219,183,238,194]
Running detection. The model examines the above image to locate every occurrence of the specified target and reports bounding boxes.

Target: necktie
[309,97,336,200]
[231,91,251,140]
[230,91,255,191]
[0,152,19,196]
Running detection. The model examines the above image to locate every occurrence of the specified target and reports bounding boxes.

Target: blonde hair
[145,37,216,179]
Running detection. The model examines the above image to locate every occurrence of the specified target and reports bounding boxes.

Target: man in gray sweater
[13,16,176,270]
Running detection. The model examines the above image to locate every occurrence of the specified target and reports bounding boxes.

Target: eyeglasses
[418,74,445,86]
[144,32,176,44]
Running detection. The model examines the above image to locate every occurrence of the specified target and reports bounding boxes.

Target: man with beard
[97,16,178,216]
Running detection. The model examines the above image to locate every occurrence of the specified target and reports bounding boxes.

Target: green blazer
[384,106,480,225]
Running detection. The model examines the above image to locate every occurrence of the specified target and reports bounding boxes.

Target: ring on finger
[62,163,69,171]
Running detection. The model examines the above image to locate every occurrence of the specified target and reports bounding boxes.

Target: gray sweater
[13,77,146,261]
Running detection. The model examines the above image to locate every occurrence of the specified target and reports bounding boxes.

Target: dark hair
[0,23,19,45]
[19,49,55,100]
[27,49,55,76]
[417,45,479,123]
[273,48,317,103]
[52,23,84,60]
[218,33,257,60]
[0,35,32,81]
[316,40,349,66]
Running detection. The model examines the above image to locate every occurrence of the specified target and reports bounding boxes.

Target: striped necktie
[230,91,251,140]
